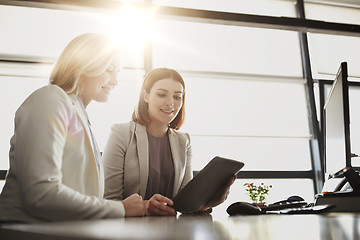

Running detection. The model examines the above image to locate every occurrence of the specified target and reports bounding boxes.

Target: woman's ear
[143,90,149,103]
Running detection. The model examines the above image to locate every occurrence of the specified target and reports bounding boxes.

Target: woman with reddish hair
[103,68,234,216]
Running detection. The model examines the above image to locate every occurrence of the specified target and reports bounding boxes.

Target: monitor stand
[315,167,360,212]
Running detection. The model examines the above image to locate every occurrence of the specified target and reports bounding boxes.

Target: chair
[0,170,7,192]
[0,170,7,180]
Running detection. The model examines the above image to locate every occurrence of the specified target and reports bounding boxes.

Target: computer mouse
[287,195,304,202]
[269,195,305,205]
[226,202,262,216]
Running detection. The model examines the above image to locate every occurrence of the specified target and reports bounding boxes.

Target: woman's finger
[147,194,176,216]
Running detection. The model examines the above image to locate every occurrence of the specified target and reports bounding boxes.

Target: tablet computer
[172,156,244,213]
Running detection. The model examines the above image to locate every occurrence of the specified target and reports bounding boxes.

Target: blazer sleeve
[103,123,132,200]
[13,86,125,221]
[179,132,193,192]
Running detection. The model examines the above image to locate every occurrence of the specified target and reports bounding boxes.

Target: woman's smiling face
[144,78,184,127]
[79,63,119,107]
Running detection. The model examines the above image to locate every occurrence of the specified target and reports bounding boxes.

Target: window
[1,1,360,203]
[305,2,360,80]
[0,4,146,155]
[308,34,360,80]
[151,17,315,202]
[0,75,49,171]
[181,76,311,171]
[305,2,360,25]
[153,0,297,17]
[152,20,303,76]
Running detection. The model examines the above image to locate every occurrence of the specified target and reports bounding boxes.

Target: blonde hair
[132,68,186,130]
[50,33,120,94]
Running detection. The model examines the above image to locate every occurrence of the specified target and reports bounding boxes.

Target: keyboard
[278,204,334,214]
[262,202,334,214]
[261,201,307,212]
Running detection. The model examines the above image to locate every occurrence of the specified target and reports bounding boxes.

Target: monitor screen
[323,62,351,177]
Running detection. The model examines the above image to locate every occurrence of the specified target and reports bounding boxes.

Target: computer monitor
[323,62,351,178]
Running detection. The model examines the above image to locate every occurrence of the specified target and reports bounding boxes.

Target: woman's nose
[166,96,174,106]
[110,73,118,87]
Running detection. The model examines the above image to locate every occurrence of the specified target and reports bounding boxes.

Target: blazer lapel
[69,94,100,194]
[134,123,149,198]
[169,130,185,196]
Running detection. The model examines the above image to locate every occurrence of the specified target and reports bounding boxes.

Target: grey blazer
[0,85,125,222]
[103,121,193,200]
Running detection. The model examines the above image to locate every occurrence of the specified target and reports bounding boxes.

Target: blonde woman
[0,33,146,223]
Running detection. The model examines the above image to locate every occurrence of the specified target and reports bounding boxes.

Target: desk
[1,213,360,240]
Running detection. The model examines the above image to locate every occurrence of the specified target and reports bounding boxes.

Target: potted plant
[244,182,272,206]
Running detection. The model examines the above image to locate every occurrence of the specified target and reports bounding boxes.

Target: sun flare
[108,4,155,50]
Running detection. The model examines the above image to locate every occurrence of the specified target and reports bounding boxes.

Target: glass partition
[0,75,48,170]
[152,19,303,76]
[180,75,310,171]
[308,34,360,80]
[305,2,360,25]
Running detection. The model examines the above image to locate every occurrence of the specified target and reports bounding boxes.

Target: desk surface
[1,212,360,240]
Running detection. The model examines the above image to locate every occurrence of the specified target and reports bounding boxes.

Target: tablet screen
[172,156,244,213]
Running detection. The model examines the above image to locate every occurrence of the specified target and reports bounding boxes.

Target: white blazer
[103,121,193,200]
[0,85,125,222]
